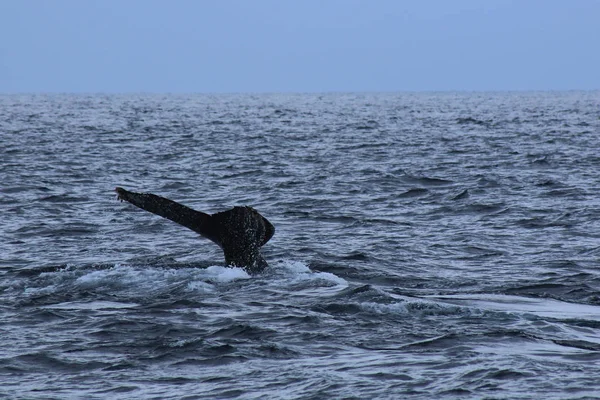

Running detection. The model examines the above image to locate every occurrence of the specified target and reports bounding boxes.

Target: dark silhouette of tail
[115,187,274,274]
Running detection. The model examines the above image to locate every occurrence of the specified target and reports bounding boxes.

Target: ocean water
[1,92,600,399]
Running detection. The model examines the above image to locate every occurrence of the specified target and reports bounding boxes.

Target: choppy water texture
[2,92,600,399]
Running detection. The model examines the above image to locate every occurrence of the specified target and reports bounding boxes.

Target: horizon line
[1,89,599,95]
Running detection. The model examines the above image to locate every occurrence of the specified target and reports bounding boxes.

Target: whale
[115,187,274,274]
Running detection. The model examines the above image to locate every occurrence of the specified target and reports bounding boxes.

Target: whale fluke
[115,187,274,274]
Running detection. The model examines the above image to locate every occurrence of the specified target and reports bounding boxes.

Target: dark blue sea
[1,92,600,399]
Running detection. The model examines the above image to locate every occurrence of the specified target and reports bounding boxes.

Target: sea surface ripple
[1,92,600,399]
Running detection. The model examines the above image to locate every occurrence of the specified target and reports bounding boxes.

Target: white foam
[14,263,253,301]
[278,260,312,274]
[203,265,251,282]
[275,259,348,286]
[23,284,59,297]
[12,261,348,304]
[264,260,349,298]
[72,264,249,285]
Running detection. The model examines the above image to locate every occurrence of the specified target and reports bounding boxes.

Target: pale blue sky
[1,0,598,92]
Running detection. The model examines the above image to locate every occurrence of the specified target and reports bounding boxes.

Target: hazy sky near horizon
[1,0,598,93]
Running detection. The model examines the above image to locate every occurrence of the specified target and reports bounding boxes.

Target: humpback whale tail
[115,187,274,274]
